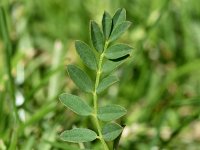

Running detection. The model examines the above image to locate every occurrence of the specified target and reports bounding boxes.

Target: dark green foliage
[97,105,127,121]
[59,8,132,149]
[60,128,97,142]
[102,123,123,141]
[67,65,93,93]
[112,8,126,27]
[109,21,131,42]
[91,21,105,53]
[105,44,132,59]
[59,93,92,116]
[102,59,126,73]
[75,40,97,70]
[97,75,119,93]
[102,11,112,39]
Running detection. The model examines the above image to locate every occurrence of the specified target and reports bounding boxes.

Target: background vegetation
[0,0,200,149]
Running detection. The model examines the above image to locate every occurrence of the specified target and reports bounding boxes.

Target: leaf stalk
[92,41,109,150]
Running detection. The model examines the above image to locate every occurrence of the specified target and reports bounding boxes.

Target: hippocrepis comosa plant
[59,8,133,150]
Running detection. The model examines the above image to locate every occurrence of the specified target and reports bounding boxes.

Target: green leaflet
[75,40,97,70]
[102,11,112,39]
[102,123,123,141]
[113,125,125,150]
[90,21,105,53]
[102,59,125,73]
[97,104,127,121]
[113,8,126,27]
[109,21,131,42]
[67,65,93,93]
[97,75,119,93]
[59,93,92,116]
[105,44,132,59]
[60,128,97,143]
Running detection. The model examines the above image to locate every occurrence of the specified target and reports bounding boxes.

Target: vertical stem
[0,7,20,150]
[92,42,109,150]
[0,6,20,123]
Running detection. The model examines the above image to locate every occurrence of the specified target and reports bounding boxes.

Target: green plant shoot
[59,8,132,150]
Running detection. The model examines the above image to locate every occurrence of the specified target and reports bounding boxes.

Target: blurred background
[0,0,200,149]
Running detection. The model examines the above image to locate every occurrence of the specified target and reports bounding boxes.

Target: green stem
[0,6,19,123]
[92,42,109,150]
[0,7,20,150]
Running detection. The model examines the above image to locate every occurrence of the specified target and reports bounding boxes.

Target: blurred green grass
[0,0,200,149]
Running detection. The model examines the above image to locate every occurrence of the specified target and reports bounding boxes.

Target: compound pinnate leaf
[109,21,131,42]
[102,11,112,39]
[60,128,97,143]
[67,65,93,93]
[59,93,92,116]
[113,8,126,27]
[102,123,123,141]
[97,75,119,93]
[91,21,105,53]
[97,104,127,121]
[102,59,125,73]
[75,40,97,70]
[105,44,132,59]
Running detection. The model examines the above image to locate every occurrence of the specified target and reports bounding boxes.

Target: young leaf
[109,21,131,42]
[105,44,132,59]
[102,11,112,39]
[60,128,97,143]
[102,123,123,141]
[102,59,125,73]
[67,65,93,93]
[59,93,92,116]
[97,75,119,93]
[97,104,127,121]
[75,40,97,70]
[91,21,105,53]
[113,8,126,27]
